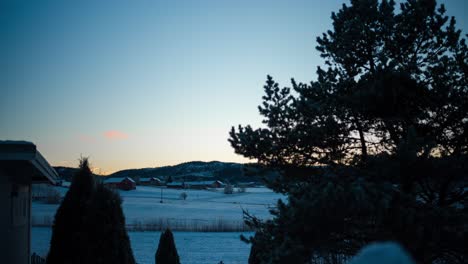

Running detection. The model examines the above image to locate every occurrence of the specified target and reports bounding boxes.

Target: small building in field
[184,180,226,189]
[104,177,136,190]
[167,180,226,189]
[213,180,225,188]
[0,141,58,264]
[140,177,163,186]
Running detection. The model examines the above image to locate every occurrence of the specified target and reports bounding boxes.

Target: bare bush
[223,184,234,194]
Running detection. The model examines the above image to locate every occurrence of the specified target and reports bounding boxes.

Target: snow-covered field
[31,186,283,262]
[32,186,285,230]
[32,227,253,264]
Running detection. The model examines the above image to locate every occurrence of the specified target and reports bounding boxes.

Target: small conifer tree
[155,229,180,264]
[47,158,95,264]
[47,158,136,264]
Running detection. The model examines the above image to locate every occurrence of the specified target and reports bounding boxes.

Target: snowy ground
[32,186,285,230]
[32,227,253,264]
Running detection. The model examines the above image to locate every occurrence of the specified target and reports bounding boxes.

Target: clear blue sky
[1,0,466,174]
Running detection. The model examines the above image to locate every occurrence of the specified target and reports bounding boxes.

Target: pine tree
[47,158,95,264]
[47,158,136,264]
[230,0,467,263]
[155,229,180,264]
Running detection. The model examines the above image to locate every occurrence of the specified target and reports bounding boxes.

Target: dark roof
[140,177,161,182]
[0,141,59,184]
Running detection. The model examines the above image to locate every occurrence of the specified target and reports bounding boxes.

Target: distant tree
[47,158,96,264]
[83,183,136,264]
[230,0,467,263]
[166,175,173,183]
[155,229,180,264]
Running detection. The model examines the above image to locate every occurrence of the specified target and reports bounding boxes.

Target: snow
[349,242,415,264]
[31,227,253,264]
[32,186,285,228]
[31,185,280,262]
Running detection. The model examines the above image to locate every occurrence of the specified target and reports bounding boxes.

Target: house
[213,180,225,188]
[118,177,136,190]
[0,141,59,264]
[104,177,136,190]
[183,180,226,189]
[140,177,163,186]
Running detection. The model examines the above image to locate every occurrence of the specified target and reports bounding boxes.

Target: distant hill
[108,161,257,183]
[53,166,80,181]
[53,166,101,181]
[54,161,268,184]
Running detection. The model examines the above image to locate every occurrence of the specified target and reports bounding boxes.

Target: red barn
[104,177,136,190]
[118,177,136,190]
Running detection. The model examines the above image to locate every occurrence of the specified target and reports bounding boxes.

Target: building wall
[0,171,31,264]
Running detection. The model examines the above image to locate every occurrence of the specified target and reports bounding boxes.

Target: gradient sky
[1,0,467,174]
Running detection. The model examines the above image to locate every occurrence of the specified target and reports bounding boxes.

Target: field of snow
[32,227,253,264]
[32,185,285,230]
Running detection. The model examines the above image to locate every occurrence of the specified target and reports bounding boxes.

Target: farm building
[184,180,226,189]
[140,177,163,186]
[167,180,226,189]
[0,141,58,264]
[213,180,225,188]
[104,177,136,190]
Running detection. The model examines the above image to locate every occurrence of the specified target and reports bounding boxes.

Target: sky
[1,0,467,174]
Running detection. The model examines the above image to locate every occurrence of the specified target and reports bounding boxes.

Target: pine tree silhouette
[155,228,180,264]
[47,158,136,264]
[47,158,95,264]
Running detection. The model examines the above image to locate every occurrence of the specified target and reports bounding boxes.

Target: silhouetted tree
[47,158,136,264]
[230,0,467,263]
[155,229,180,264]
[166,175,173,183]
[47,158,95,264]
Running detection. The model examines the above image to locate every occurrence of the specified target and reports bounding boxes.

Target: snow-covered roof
[0,140,59,184]
[125,177,135,183]
[140,177,161,182]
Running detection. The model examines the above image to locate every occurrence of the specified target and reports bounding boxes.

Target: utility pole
[160,186,163,203]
